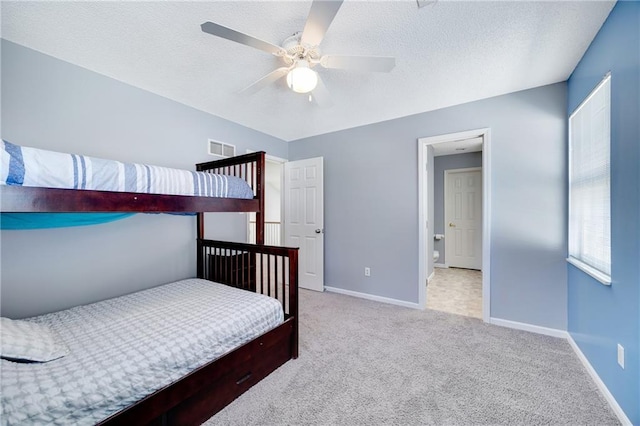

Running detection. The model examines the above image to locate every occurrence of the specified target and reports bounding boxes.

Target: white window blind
[568,73,611,283]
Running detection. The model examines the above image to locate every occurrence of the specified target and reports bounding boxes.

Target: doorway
[417,128,491,322]
[248,154,326,292]
[248,155,285,246]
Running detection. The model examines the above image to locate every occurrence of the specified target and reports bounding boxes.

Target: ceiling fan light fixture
[286,60,318,94]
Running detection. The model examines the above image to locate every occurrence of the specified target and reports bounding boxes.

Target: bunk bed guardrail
[98,240,299,425]
[198,239,299,358]
[0,149,265,217]
[195,151,265,243]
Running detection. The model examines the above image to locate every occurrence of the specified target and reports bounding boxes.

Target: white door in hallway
[445,168,482,270]
[284,157,324,292]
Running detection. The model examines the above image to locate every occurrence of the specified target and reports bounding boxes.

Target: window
[568,73,611,285]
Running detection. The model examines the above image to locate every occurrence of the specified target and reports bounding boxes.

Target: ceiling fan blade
[320,55,396,72]
[239,67,290,95]
[300,0,344,47]
[201,21,285,56]
[311,76,333,107]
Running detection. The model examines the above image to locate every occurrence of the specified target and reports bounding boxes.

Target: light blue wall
[567,2,640,423]
[433,152,483,265]
[0,40,288,318]
[289,82,568,330]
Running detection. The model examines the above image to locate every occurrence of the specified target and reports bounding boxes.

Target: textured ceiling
[1,1,615,142]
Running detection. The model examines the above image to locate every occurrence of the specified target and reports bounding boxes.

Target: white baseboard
[427,271,435,283]
[567,335,632,426]
[324,286,422,310]
[434,263,448,268]
[489,317,568,338]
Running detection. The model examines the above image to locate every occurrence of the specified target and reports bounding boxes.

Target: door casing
[417,128,491,322]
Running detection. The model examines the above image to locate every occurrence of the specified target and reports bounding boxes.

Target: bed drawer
[166,361,256,424]
[165,320,294,425]
[107,320,295,426]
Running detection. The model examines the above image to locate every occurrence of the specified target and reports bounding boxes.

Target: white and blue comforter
[0,279,284,425]
[0,140,254,199]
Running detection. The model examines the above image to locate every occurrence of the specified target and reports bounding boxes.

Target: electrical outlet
[617,344,625,369]
[364,267,371,277]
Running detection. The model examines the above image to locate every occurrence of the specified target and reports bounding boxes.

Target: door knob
[315,229,322,234]
[449,222,456,228]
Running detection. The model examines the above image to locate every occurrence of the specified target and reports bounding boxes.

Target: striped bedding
[0,140,255,199]
[0,279,284,425]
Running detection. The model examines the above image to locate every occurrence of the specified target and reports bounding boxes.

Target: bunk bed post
[196,212,204,279]
[197,212,204,240]
[289,248,299,359]
[256,153,265,245]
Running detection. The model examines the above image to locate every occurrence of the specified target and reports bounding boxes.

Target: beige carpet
[427,267,482,319]
[203,289,619,425]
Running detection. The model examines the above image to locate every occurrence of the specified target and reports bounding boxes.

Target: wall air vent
[208,140,236,158]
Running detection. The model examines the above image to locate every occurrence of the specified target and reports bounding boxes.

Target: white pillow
[0,317,69,362]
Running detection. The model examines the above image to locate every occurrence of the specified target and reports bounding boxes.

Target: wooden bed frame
[0,150,299,425]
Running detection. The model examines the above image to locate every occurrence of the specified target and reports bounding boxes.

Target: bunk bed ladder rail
[197,238,299,358]
[195,151,265,244]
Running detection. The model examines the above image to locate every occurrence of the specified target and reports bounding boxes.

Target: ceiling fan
[201,0,395,106]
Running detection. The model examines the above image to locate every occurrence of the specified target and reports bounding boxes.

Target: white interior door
[284,157,324,291]
[445,168,482,270]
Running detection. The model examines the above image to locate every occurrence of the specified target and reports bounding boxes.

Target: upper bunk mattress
[0,278,284,425]
[0,140,255,199]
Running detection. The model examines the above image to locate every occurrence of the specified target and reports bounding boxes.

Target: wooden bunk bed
[0,149,298,425]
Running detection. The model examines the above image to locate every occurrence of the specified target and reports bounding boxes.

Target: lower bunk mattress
[0,278,284,425]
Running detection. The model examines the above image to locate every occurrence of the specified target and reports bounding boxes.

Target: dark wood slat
[255,153,265,244]
[259,253,264,296]
[267,254,272,297]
